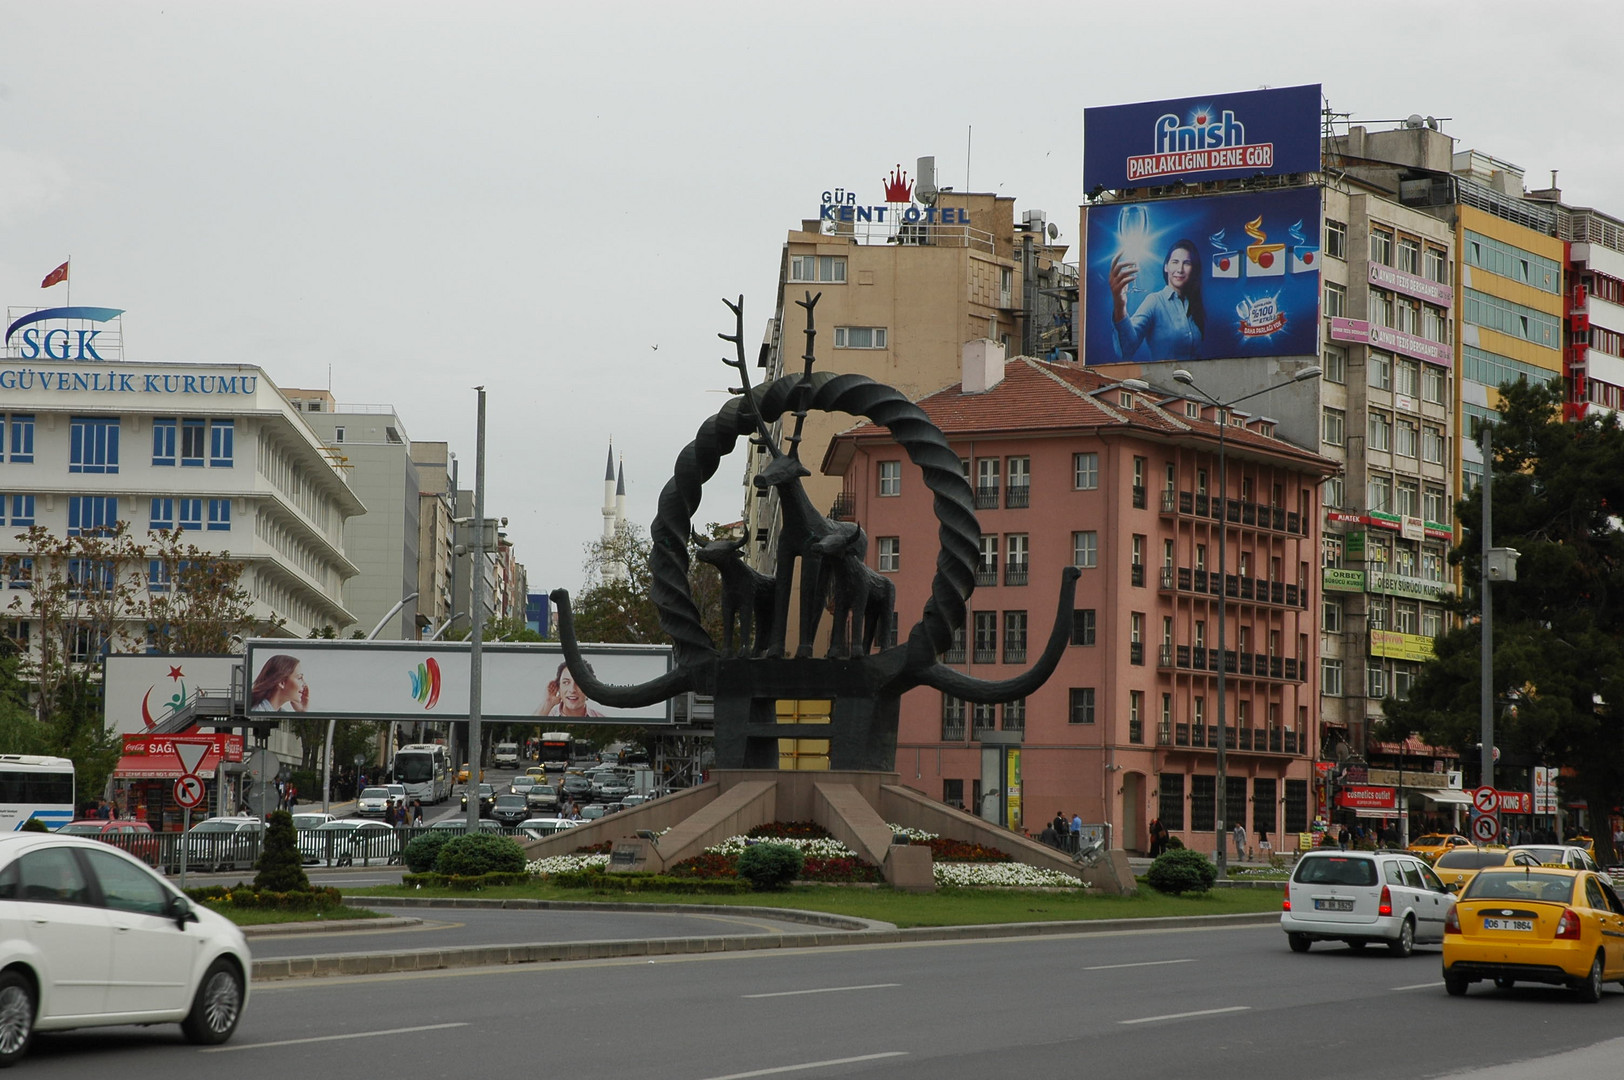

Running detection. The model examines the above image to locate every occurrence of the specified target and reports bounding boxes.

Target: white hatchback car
[0,832,250,1065]
[1281,848,1456,956]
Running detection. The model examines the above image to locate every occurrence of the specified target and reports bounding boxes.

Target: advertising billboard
[1083,84,1321,192]
[243,640,674,724]
[103,654,242,736]
[1083,187,1322,364]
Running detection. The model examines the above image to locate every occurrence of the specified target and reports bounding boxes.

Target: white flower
[704,836,857,859]
[527,854,609,876]
[888,826,938,842]
[933,861,1086,888]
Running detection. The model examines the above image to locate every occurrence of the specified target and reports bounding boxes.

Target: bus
[392,743,451,804]
[0,755,76,831]
[538,732,574,773]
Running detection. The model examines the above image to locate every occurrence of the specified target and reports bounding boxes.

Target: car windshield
[191,821,241,834]
[478,784,495,796]
[496,795,524,806]
[360,788,388,800]
[58,824,104,834]
[292,815,331,828]
[1467,871,1575,902]
[431,821,465,831]
[1412,835,1450,846]
[316,822,359,832]
[1512,846,1567,863]
[1293,857,1378,887]
[1436,850,1508,870]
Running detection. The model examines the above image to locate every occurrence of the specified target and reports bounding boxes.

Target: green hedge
[186,885,344,911]
[550,868,750,894]
[400,871,532,890]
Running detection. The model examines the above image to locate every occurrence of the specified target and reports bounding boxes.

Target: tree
[1382,380,1624,864]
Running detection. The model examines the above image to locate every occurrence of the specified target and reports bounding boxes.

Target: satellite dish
[1047,222,1060,241]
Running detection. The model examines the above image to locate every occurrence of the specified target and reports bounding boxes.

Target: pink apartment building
[823,348,1336,855]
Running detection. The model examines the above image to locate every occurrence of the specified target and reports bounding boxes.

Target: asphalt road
[17,922,1624,1079]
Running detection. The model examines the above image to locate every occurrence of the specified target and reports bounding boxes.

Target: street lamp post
[466,387,488,830]
[1172,365,1321,878]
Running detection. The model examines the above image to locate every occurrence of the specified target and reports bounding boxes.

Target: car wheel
[1443,971,1469,997]
[1347,940,1367,952]
[182,958,244,1045]
[1493,977,1515,990]
[1287,933,1310,953]
[1388,917,1415,957]
[0,971,36,1067]
[1576,952,1605,1004]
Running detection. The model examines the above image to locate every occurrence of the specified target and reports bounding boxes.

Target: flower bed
[527,853,609,876]
[934,863,1086,888]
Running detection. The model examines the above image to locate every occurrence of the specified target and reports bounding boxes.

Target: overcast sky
[3,2,1618,601]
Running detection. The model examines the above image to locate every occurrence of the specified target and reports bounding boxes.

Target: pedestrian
[1070,812,1083,854]
[1052,811,1066,839]
[1337,825,1350,851]
[411,799,424,826]
[1232,821,1248,862]
[1148,816,1167,858]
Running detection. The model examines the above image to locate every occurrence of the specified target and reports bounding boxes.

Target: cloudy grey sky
[3,2,1617,598]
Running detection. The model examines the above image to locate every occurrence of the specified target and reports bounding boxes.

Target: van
[493,742,520,768]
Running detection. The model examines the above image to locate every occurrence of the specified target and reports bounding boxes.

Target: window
[1398,237,1421,275]
[1068,687,1096,724]
[941,695,966,741]
[1422,364,1446,404]
[1423,485,1447,523]
[152,418,177,466]
[1004,533,1028,585]
[1071,609,1096,647]
[1322,408,1345,447]
[1130,534,1145,587]
[877,537,900,572]
[67,496,119,536]
[69,416,120,474]
[1370,227,1393,266]
[942,777,964,808]
[1323,599,1342,633]
[1,414,35,463]
[975,458,1000,509]
[1463,289,1561,346]
[1368,666,1387,699]
[1368,411,1391,452]
[1394,601,1419,635]
[1423,306,1449,344]
[1395,419,1418,458]
[1323,475,1344,510]
[1395,358,1421,397]
[1421,605,1443,638]
[834,326,886,349]
[972,611,997,664]
[3,495,35,526]
[1425,246,1449,285]
[1129,691,1144,744]
[1324,281,1346,318]
[1396,479,1419,518]
[1132,456,1146,508]
[179,498,204,531]
[207,498,231,531]
[1368,352,1391,390]
[149,498,175,531]
[1325,219,1347,259]
[1395,298,1420,335]
[1462,230,1560,293]
[1005,456,1030,507]
[209,420,234,467]
[976,535,998,585]
[334,426,345,443]
[1072,531,1098,568]
[1367,473,1393,513]
[1190,774,1215,832]
[1002,697,1025,733]
[1322,657,1343,697]
[148,559,173,593]
[180,418,206,466]
[1370,289,1393,328]
[1073,452,1098,490]
[1323,346,1346,384]
[1002,611,1027,664]
[878,460,901,496]
[971,702,995,736]
[1000,267,1014,306]
[789,254,846,283]
[1129,612,1144,666]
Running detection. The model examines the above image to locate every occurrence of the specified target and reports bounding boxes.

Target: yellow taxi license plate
[1482,918,1534,931]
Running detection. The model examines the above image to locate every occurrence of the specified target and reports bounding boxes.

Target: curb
[242,916,424,938]
[250,907,1279,982]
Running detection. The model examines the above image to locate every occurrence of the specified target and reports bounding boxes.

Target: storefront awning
[113,731,242,780]
[1422,790,1471,805]
[113,749,226,780]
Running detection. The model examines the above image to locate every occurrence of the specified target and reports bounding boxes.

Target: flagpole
[65,255,71,308]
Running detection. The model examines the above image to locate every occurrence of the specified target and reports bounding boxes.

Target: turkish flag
[40,261,68,288]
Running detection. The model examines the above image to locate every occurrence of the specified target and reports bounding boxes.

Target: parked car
[460,783,497,818]
[299,819,399,866]
[1442,867,1624,999]
[55,820,160,867]
[1281,848,1455,955]
[1433,847,1537,894]
[427,818,505,837]
[181,817,266,872]
[0,832,251,1065]
[490,794,531,827]
[355,787,391,818]
[290,812,337,831]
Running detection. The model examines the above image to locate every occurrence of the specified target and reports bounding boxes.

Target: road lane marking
[1391,981,1442,991]
[697,1052,908,1079]
[202,1022,468,1052]
[1120,1006,1249,1025]
[744,983,901,998]
[1086,958,1196,971]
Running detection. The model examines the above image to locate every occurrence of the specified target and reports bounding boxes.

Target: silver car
[1282,849,1455,956]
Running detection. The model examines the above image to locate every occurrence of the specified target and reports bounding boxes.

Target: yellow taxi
[525,766,547,781]
[457,763,470,783]
[1442,866,1624,1001]
[1432,846,1536,893]
[1408,833,1472,864]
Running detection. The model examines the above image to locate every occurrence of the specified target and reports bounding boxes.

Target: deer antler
[784,291,822,462]
[720,295,780,458]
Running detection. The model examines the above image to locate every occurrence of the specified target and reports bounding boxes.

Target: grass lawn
[340,880,1283,928]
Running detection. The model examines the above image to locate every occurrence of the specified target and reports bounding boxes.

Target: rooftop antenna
[966,125,972,193]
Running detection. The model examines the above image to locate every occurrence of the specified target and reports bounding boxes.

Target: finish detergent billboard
[1084,84,1321,191]
[1083,187,1322,364]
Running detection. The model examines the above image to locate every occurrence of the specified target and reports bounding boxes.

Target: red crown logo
[882,164,913,203]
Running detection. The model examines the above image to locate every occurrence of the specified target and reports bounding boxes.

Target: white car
[299,819,400,866]
[1282,848,1455,956]
[0,832,250,1064]
[1508,844,1615,887]
[355,786,391,818]
[181,817,266,872]
[519,817,581,839]
[290,811,337,831]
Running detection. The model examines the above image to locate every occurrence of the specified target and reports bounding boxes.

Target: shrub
[550,868,750,894]
[404,830,453,873]
[747,821,830,840]
[399,871,531,890]
[255,810,311,892]
[187,884,343,912]
[19,818,47,833]
[435,832,526,877]
[1146,848,1217,894]
[735,842,803,891]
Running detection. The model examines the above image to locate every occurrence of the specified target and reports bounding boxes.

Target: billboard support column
[465,387,488,830]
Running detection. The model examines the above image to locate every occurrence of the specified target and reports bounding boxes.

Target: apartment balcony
[1170,490,1306,536]
[1159,724,1302,755]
